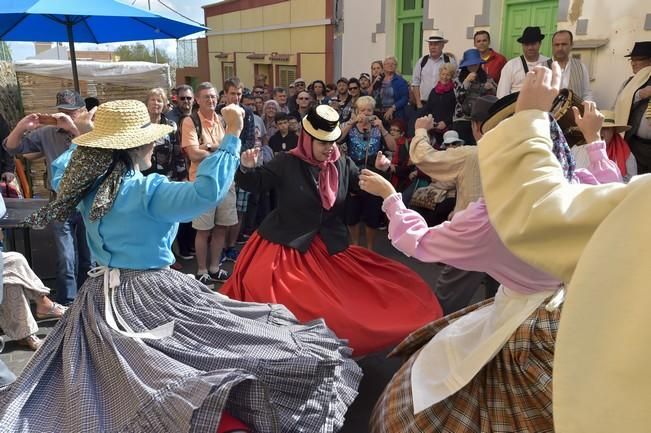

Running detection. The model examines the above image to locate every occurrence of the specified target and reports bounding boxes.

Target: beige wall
[340,0,650,107]
[205,0,329,89]
[340,0,387,78]
[557,0,650,108]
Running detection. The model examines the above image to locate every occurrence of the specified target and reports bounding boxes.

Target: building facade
[340,0,651,109]
[202,0,336,90]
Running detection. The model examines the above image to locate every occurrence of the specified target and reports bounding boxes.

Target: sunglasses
[389,128,402,132]
[253,90,264,94]
[297,97,310,100]
[348,86,359,90]
[179,96,193,101]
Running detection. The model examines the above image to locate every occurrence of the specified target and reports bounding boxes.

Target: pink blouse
[383,140,621,294]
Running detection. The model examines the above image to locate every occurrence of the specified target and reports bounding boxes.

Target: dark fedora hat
[480,92,518,134]
[517,26,545,44]
[471,95,498,122]
[624,41,651,58]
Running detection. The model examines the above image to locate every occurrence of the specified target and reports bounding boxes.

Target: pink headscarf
[289,131,341,210]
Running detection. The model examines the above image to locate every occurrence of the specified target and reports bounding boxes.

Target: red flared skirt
[221,233,443,356]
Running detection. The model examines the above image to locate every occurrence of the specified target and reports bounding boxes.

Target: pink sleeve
[383,194,563,293]
[383,194,497,269]
[579,140,622,184]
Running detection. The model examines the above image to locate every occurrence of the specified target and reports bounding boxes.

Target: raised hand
[573,101,604,144]
[222,104,245,136]
[17,113,41,132]
[515,62,561,114]
[241,147,260,168]
[359,168,396,199]
[414,114,435,131]
[51,112,80,136]
[74,106,97,135]
[375,151,391,172]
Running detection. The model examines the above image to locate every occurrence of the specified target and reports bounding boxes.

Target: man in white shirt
[549,30,592,101]
[496,26,549,98]
[412,30,457,109]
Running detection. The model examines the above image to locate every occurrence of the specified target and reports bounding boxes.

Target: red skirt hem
[221,233,442,356]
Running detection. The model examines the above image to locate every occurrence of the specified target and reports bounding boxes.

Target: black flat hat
[625,41,651,58]
[517,26,545,44]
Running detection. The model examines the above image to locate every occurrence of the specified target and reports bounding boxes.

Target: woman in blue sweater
[0,100,361,433]
[372,56,410,122]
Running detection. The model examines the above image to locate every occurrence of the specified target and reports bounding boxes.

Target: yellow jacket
[479,110,651,433]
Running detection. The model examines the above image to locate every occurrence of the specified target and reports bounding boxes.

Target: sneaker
[209,268,230,282]
[197,273,216,285]
[221,247,240,263]
[177,253,195,260]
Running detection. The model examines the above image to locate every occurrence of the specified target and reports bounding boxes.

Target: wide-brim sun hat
[302,105,342,142]
[601,110,632,133]
[74,100,173,150]
[459,48,486,68]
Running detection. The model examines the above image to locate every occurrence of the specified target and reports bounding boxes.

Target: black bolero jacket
[236,152,360,255]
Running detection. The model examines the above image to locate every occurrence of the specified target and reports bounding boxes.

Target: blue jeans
[51,211,91,304]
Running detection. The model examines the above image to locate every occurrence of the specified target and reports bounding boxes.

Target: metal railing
[176,39,198,68]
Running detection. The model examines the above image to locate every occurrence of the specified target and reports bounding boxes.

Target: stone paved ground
[1,228,481,432]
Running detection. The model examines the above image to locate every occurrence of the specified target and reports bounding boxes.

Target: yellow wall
[299,53,326,83]
[205,0,329,88]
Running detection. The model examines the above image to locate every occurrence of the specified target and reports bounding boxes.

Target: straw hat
[426,30,448,44]
[600,110,631,133]
[302,105,342,142]
[74,100,173,150]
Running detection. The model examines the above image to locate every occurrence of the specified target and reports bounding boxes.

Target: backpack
[178,112,203,147]
[420,53,450,70]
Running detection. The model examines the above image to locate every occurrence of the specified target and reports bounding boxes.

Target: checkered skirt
[370,299,559,433]
[0,269,362,432]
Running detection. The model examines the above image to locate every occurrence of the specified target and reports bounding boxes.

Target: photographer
[3,90,94,306]
[338,96,395,249]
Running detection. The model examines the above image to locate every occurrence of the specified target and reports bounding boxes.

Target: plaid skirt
[0,269,361,433]
[370,299,559,433]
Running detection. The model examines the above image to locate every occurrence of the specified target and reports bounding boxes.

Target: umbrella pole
[65,20,80,93]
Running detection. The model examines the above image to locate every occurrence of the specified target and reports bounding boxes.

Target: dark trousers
[176,222,196,256]
[452,120,476,145]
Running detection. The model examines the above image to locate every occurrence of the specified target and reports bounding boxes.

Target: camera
[366,115,377,122]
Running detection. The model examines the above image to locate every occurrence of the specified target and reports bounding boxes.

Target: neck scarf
[434,80,454,94]
[289,131,340,210]
[606,133,631,176]
[25,146,128,228]
[548,114,576,182]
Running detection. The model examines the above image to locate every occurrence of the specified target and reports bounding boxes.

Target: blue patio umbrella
[0,0,207,91]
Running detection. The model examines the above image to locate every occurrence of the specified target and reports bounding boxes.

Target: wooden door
[395,0,424,80]
[501,0,558,60]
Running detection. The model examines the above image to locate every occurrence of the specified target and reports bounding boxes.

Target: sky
[7,0,217,61]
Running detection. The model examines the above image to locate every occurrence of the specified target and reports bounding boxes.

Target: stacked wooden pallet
[15,72,166,197]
